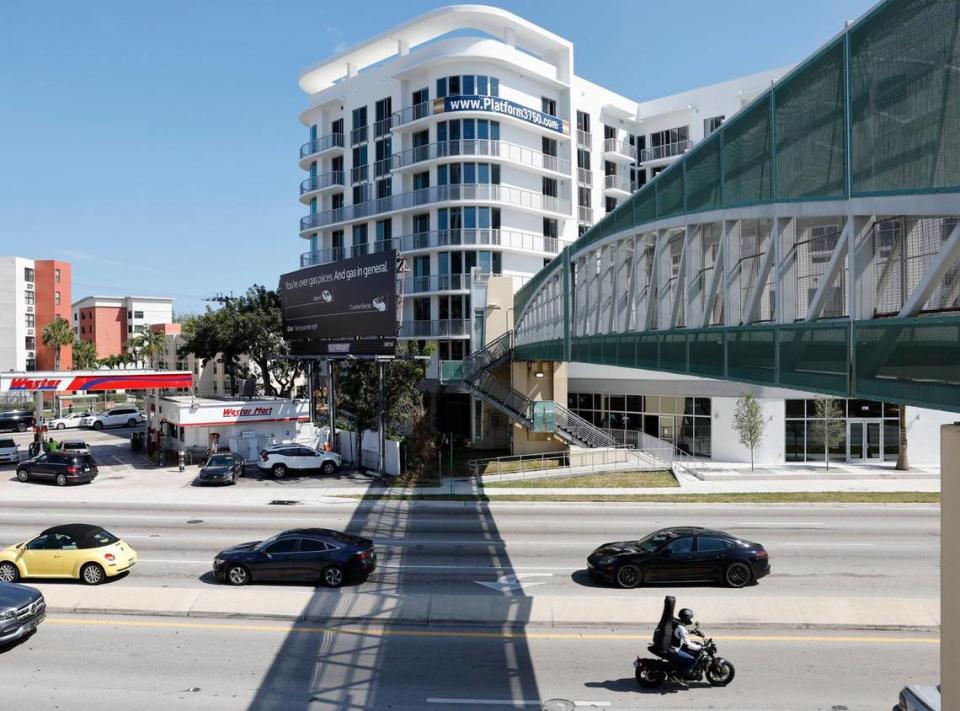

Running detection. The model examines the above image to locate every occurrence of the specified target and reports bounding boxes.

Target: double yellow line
[45,617,939,645]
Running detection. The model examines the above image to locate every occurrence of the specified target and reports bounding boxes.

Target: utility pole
[327,359,337,452]
[377,359,386,476]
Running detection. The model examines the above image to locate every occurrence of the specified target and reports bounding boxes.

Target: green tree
[810,396,846,470]
[178,308,247,396]
[41,316,73,371]
[127,327,168,369]
[72,338,98,370]
[733,391,765,471]
[232,286,302,396]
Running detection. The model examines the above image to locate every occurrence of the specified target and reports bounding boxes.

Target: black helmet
[678,608,694,624]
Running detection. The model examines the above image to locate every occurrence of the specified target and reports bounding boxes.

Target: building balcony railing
[403,273,473,294]
[576,129,592,148]
[603,138,637,160]
[374,157,393,177]
[299,133,344,159]
[577,167,592,186]
[350,126,368,145]
[350,165,369,184]
[399,319,471,338]
[299,171,345,195]
[603,173,632,194]
[640,139,692,163]
[300,248,345,267]
[375,228,569,254]
[374,116,393,137]
[392,139,571,174]
[578,205,594,225]
[391,101,433,127]
[300,184,572,231]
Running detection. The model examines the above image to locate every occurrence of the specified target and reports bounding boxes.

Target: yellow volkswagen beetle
[0,524,137,585]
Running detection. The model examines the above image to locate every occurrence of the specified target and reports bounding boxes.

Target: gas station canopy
[0,371,193,393]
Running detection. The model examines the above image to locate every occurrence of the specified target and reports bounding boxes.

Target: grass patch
[484,470,677,488]
[345,491,940,504]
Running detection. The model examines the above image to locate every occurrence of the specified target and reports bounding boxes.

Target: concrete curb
[37,585,941,631]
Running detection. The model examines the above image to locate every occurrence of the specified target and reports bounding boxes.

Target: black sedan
[587,526,769,589]
[213,528,376,588]
[196,452,244,486]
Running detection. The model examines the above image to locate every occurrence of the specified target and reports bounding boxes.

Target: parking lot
[0,424,382,493]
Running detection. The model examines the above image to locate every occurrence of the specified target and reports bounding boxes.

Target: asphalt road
[0,499,939,599]
[0,613,938,710]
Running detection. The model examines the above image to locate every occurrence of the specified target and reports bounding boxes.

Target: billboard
[279,250,398,355]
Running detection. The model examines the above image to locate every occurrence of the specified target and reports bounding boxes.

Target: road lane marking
[42,617,940,644]
[427,699,609,707]
[737,522,824,526]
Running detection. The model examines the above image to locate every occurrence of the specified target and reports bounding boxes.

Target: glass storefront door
[847,420,882,462]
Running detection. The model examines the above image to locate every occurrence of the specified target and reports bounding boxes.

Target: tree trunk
[750,445,754,472]
[54,348,60,372]
[896,405,909,470]
[824,436,830,471]
[256,359,275,396]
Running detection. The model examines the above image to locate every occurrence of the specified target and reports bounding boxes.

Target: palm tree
[72,338,98,370]
[128,328,168,369]
[41,317,74,371]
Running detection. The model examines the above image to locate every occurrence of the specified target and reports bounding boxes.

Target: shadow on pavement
[247,481,541,709]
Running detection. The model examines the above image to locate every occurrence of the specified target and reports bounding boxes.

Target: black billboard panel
[280,251,398,348]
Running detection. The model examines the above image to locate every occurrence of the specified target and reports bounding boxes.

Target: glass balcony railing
[392,139,570,174]
[398,319,471,338]
[373,116,393,137]
[576,129,592,148]
[374,229,568,254]
[603,174,632,193]
[299,171,345,195]
[300,248,345,267]
[300,184,571,231]
[439,359,465,382]
[350,125,368,145]
[391,101,433,127]
[640,139,692,162]
[577,167,592,186]
[300,133,344,159]
[350,165,369,183]
[578,205,594,225]
[374,157,393,177]
[403,274,472,294]
[603,138,637,160]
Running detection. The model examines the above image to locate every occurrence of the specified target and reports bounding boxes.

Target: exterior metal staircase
[461,331,617,448]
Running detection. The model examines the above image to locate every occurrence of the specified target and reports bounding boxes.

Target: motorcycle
[634,626,736,689]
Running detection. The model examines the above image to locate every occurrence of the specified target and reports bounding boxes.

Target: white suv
[88,407,144,430]
[0,439,19,465]
[257,444,341,479]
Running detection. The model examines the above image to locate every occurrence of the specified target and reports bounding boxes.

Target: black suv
[0,410,35,433]
[16,452,98,486]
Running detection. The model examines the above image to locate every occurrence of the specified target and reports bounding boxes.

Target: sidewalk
[34,583,940,631]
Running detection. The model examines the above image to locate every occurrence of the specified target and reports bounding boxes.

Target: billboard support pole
[307,360,316,426]
[328,359,337,451]
[377,360,386,476]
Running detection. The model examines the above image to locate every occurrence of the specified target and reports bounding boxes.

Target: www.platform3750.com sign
[438,95,568,134]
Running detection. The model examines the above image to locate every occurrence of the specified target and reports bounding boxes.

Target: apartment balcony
[578,205,594,226]
[374,156,393,177]
[373,116,393,138]
[602,138,637,162]
[391,101,433,127]
[603,173,632,198]
[300,248,345,268]
[577,167,592,186]
[402,273,475,295]
[350,125,368,145]
[299,171,345,198]
[392,139,570,175]
[576,129,592,149]
[376,229,569,255]
[350,165,370,184]
[300,184,572,232]
[398,319,472,339]
[298,133,344,166]
[639,139,692,163]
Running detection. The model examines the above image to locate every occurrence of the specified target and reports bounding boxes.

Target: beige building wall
[943,424,959,709]
[510,359,568,456]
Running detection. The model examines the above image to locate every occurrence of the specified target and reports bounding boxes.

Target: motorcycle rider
[667,608,701,687]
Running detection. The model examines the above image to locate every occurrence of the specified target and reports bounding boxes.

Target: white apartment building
[0,257,37,372]
[296,5,785,435]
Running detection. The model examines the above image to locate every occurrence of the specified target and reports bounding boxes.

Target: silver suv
[0,581,45,645]
[88,407,144,430]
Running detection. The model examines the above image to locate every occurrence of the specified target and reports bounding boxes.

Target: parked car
[896,685,941,710]
[196,452,244,486]
[87,407,144,430]
[587,526,770,589]
[258,444,341,479]
[0,410,35,433]
[0,438,20,465]
[0,581,45,646]
[48,412,93,430]
[16,452,98,486]
[213,528,375,587]
[60,440,90,455]
[0,524,137,585]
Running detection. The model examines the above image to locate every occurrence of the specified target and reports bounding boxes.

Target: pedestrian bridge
[512,0,960,413]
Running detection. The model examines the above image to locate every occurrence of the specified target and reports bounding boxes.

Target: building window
[413,171,430,191]
[605,196,617,213]
[577,148,591,171]
[55,291,61,305]
[374,97,392,136]
[24,267,34,282]
[25,313,35,328]
[55,268,61,284]
[352,183,369,205]
[25,358,36,372]
[24,290,35,305]
[128,325,133,333]
[704,115,725,135]
[542,177,558,198]
[332,230,344,260]
[376,178,392,199]
[134,310,144,319]
[576,111,590,134]
[784,398,899,463]
[25,336,35,350]
[541,96,557,116]
[376,219,392,250]
[352,224,369,256]
[604,125,616,140]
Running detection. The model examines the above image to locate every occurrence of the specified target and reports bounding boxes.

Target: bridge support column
[943,424,959,709]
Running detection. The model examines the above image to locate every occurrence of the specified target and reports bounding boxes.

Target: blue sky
[0,0,875,316]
